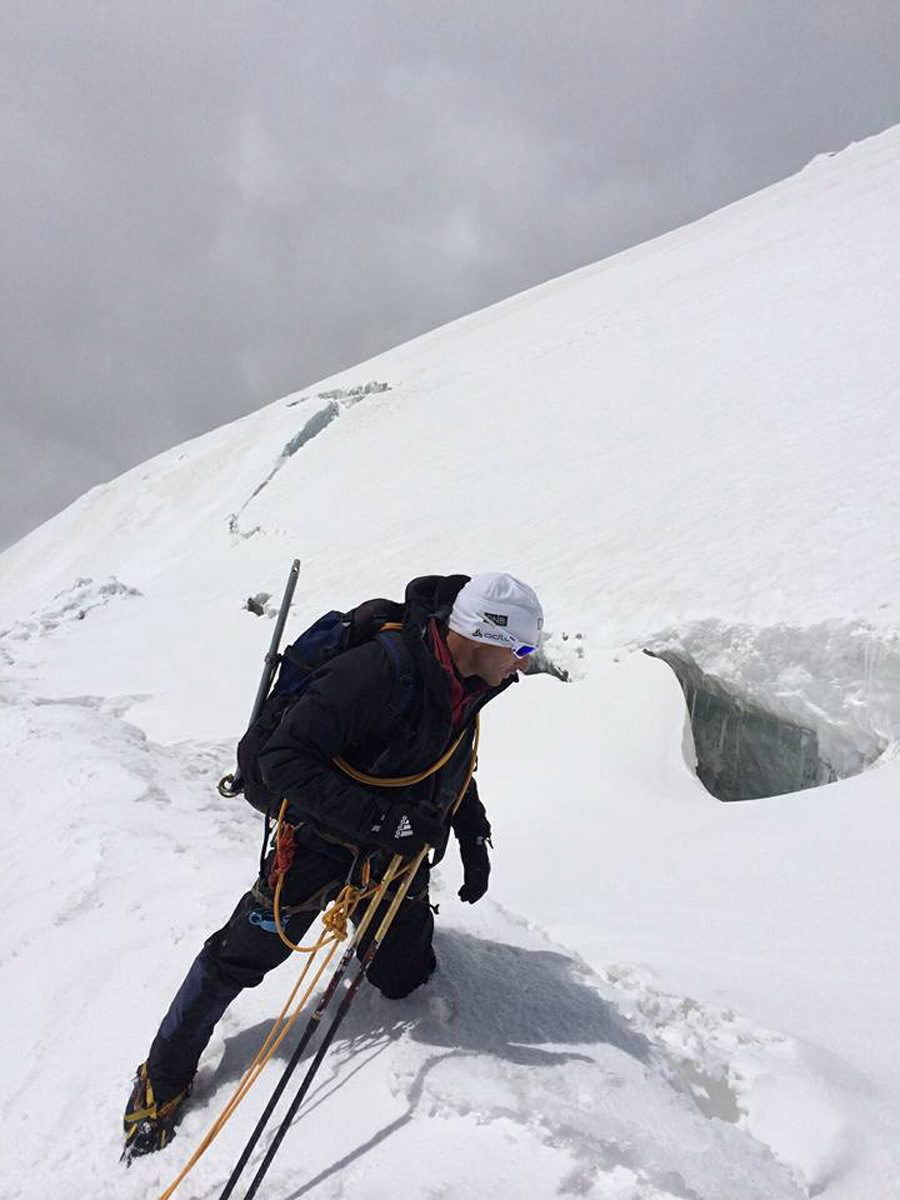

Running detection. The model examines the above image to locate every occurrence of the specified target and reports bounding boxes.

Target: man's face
[471,641,532,687]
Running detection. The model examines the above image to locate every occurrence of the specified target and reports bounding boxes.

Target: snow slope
[2,125,900,1198]
[0,689,812,1200]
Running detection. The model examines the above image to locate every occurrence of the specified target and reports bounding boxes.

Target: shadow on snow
[205,928,650,1198]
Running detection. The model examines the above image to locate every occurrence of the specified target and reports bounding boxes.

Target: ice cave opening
[646,647,874,802]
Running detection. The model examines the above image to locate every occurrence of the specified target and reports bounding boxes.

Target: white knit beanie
[448,573,543,650]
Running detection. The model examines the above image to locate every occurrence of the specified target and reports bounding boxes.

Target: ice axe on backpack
[218,558,301,800]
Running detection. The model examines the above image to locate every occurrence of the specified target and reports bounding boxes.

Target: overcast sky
[3,2,899,550]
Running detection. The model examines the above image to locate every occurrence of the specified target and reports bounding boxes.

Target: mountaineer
[123,571,543,1157]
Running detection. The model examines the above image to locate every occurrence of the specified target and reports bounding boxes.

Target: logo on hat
[475,627,512,645]
[483,612,508,627]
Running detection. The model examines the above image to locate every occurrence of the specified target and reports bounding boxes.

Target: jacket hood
[402,574,470,634]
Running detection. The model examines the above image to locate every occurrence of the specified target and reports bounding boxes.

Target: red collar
[428,618,484,731]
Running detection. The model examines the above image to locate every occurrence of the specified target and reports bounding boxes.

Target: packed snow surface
[2,126,900,1198]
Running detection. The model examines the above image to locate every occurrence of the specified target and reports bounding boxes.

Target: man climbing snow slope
[124,571,543,1157]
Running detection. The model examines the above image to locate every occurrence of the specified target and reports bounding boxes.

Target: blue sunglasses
[480,612,537,658]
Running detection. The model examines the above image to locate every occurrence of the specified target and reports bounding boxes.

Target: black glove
[367,802,445,858]
[458,835,491,904]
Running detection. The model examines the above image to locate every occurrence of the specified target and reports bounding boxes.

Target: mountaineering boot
[121,1063,191,1161]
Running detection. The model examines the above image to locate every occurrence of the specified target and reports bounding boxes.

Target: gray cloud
[3,1,899,547]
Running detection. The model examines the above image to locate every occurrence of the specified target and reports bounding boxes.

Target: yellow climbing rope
[157,854,404,1200]
[333,725,469,788]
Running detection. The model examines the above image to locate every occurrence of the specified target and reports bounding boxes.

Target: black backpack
[236,597,412,815]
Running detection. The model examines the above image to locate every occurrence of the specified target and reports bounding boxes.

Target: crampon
[122,1063,191,1163]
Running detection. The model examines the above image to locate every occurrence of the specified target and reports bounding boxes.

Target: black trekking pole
[218,558,301,799]
[238,847,429,1200]
[217,852,406,1200]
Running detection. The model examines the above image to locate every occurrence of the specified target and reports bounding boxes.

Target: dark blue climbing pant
[146,836,435,1103]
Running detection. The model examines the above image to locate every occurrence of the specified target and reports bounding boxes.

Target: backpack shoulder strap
[376,624,417,720]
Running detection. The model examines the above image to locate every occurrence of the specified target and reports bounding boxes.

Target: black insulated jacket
[258,575,516,861]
